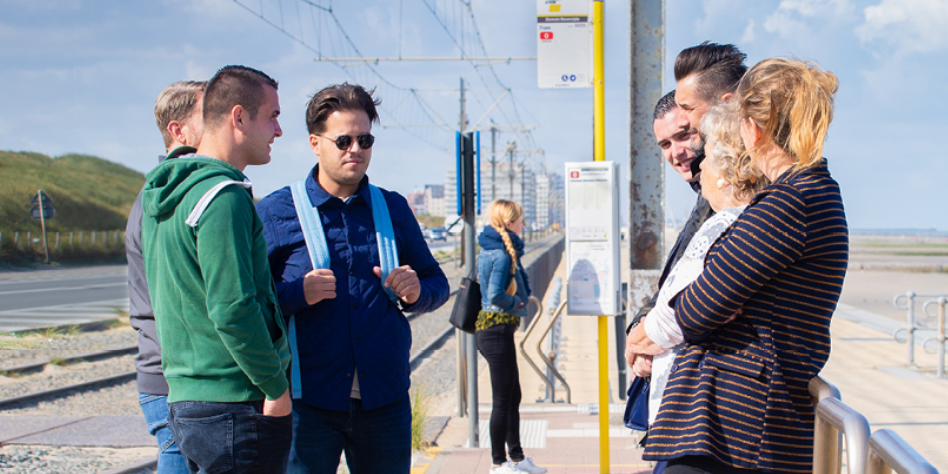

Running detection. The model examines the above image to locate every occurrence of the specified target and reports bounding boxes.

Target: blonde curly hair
[700,101,770,202]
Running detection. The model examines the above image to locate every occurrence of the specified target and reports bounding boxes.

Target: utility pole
[457,77,480,450]
[491,126,497,203]
[508,141,516,199]
[459,77,467,133]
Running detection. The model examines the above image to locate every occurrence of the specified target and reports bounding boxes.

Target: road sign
[537,0,593,89]
[30,193,53,205]
[30,204,55,220]
[564,161,620,316]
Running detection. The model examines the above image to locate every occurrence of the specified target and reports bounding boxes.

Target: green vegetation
[410,385,433,451]
[0,150,143,264]
[0,150,143,233]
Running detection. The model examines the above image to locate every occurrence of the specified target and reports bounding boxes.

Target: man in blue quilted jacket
[256,83,450,474]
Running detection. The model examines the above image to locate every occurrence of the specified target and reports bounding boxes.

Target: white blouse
[643,205,745,424]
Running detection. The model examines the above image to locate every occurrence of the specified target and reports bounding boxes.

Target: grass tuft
[411,385,433,451]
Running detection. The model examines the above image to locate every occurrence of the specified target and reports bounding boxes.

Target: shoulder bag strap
[287,178,331,399]
[368,184,400,304]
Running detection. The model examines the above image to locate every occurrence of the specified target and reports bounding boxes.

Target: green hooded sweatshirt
[141,155,290,403]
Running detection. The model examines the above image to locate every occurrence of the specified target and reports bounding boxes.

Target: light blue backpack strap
[369,184,400,305]
[288,178,331,400]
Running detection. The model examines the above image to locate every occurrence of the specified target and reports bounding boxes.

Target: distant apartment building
[444,161,565,231]
[534,173,561,230]
[405,190,426,216]
[424,184,445,217]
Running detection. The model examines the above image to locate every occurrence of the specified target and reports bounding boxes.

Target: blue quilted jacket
[256,166,449,411]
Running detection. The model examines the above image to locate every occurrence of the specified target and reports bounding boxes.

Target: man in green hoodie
[141,65,292,474]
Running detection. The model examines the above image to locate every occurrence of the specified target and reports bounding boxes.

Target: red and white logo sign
[570,171,580,179]
[540,31,553,40]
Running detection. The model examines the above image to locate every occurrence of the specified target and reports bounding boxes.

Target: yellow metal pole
[592,1,608,473]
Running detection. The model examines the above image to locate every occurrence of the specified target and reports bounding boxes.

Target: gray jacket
[126,146,195,395]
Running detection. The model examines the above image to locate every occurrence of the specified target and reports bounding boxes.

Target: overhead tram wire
[418,0,533,133]
[231,0,451,151]
[234,0,537,151]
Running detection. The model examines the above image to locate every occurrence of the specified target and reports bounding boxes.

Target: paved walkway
[419,259,948,473]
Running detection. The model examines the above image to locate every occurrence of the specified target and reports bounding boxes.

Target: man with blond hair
[126,79,205,474]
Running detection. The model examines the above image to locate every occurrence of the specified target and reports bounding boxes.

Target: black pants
[476,323,524,465]
[664,456,764,474]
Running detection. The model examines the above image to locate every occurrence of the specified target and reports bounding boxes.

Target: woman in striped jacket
[638,58,848,474]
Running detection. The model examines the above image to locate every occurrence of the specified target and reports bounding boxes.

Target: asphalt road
[0,236,543,333]
[0,266,130,333]
[0,274,128,313]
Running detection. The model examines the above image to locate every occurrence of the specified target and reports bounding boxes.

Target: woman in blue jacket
[476,200,545,474]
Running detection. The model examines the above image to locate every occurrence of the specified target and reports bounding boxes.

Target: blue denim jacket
[256,166,450,411]
[477,227,531,317]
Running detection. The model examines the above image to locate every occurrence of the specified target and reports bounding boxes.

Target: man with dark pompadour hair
[674,41,748,140]
[141,65,292,474]
[257,82,449,474]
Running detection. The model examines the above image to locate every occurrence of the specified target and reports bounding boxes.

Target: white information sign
[565,162,620,316]
[537,0,593,89]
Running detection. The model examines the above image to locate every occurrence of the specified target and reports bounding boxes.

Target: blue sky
[0,0,945,230]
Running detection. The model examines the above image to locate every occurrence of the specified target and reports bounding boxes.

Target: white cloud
[774,0,856,17]
[855,0,948,55]
[763,0,857,38]
[741,19,756,43]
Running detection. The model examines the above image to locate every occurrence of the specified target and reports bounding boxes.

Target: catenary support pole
[457,77,468,419]
[592,1,609,472]
[461,132,480,447]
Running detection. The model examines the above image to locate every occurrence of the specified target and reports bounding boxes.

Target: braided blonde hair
[488,200,523,296]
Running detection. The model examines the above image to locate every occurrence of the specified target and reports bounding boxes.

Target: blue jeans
[287,394,411,474]
[139,393,190,474]
[168,400,293,474]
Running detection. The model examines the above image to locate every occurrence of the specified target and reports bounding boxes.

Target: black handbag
[623,376,650,431]
[449,265,481,334]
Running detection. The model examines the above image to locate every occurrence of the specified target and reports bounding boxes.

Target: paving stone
[5,416,152,447]
[0,416,87,444]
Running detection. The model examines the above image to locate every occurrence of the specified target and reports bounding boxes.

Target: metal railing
[810,376,845,474]
[892,292,948,367]
[866,429,939,474]
[808,375,939,474]
[921,297,947,378]
[813,396,871,474]
[535,298,570,404]
[519,295,549,399]
[540,277,565,402]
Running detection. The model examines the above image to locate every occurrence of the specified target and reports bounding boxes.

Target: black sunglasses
[320,133,375,151]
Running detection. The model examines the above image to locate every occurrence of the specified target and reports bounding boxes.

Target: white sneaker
[513,457,547,474]
[490,461,525,474]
